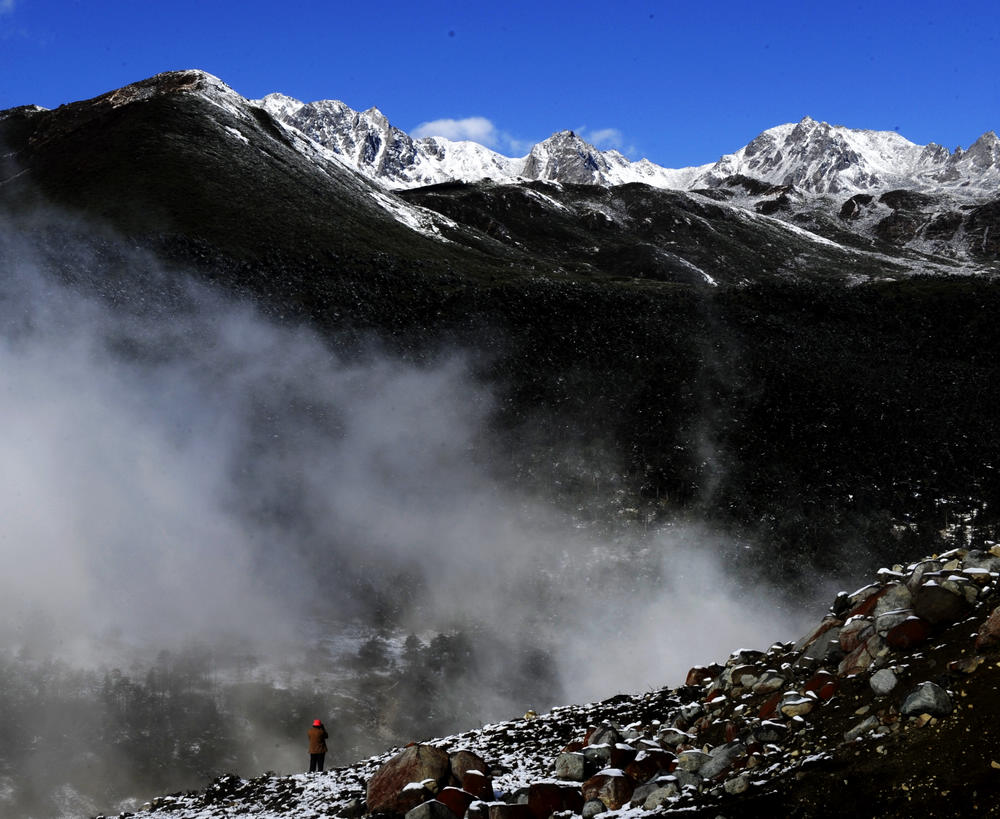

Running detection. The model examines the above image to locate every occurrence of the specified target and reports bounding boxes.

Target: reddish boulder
[839,618,874,653]
[885,616,931,650]
[838,634,885,677]
[803,670,838,701]
[367,744,452,815]
[526,782,583,819]
[758,692,782,720]
[847,586,888,618]
[975,605,1000,650]
[460,769,493,801]
[685,664,721,686]
[795,616,841,653]
[450,750,489,787]
[437,788,475,819]
[582,771,635,810]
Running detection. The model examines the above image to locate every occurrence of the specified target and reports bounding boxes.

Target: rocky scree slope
[105,544,1000,818]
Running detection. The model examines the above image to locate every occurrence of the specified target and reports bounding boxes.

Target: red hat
[313,719,322,726]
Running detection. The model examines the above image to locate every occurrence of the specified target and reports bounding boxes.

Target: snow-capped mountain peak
[253,91,997,198]
[692,115,1000,195]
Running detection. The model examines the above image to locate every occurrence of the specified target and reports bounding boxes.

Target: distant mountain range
[2,70,997,283]
[255,90,1000,197]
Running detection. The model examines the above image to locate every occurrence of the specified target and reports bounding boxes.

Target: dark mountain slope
[400,180,908,284]
[2,69,1000,576]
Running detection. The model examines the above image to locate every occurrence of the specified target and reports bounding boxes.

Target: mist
[0,216,826,814]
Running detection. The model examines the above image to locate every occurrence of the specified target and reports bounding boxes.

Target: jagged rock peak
[521,130,616,185]
[700,116,1000,195]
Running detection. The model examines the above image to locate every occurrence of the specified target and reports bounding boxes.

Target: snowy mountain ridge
[255,89,999,196]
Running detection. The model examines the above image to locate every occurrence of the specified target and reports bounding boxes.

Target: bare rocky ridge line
[104,543,1000,818]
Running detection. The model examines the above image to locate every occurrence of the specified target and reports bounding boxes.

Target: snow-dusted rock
[581,770,634,811]
[406,798,460,819]
[901,682,953,717]
[367,744,452,814]
[911,582,970,624]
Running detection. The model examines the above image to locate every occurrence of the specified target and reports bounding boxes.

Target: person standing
[308,718,329,772]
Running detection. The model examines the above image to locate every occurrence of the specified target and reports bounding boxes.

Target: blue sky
[1,0,997,168]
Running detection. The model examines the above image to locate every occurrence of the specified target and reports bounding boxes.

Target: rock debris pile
[105,545,1000,818]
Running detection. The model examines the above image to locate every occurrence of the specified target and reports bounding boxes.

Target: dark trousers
[310,753,326,772]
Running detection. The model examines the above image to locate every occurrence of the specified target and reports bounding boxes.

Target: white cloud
[412,116,499,147]
[585,128,625,149]
[410,116,538,156]
[575,126,639,156]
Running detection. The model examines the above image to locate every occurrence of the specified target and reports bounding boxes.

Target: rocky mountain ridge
[256,90,1000,198]
[100,542,1000,818]
[4,70,997,280]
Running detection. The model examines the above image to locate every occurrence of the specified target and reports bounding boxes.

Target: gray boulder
[405,801,456,819]
[901,681,953,717]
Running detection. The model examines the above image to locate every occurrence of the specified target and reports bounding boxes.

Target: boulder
[800,627,843,663]
[778,695,814,718]
[581,799,607,818]
[450,750,489,786]
[587,724,624,747]
[656,727,693,748]
[406,801,458,819]
[794,617,841,654]
[624,749,675,782]
[526,782,583,819]
[685,665,720,687]
[396,784,438,816]
[839,617,875,653]
[870,668,898,696]
[975,604,1000,651]
[912,582,969,625]
[487,804,533,819]
[723,773,750,795]
[838,634,885,677]
[581,771,635,810]
[461,770,493,801]
[884,615,930,649]
[676,750,710,773]
[437,788,475,819]
[906,561,940,592]
[642,782,679,809]
[803,670,837,700]
[901,681,953,717]
[368,745,452,815]
[871,583,912,617]
[553,752,585,782]
[582,745,611,771]
[700,741,745,780]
